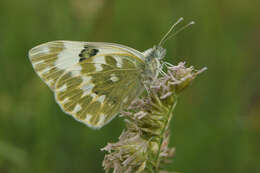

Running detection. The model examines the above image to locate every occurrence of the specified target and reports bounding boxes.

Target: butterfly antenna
[158,18,195,47]
[158,17,184,47]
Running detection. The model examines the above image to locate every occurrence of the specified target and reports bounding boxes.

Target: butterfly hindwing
[29,41,145,128]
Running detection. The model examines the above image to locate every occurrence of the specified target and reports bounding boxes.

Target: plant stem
[154,95,178,173]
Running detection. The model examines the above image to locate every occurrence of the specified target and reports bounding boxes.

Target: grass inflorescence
[102,62,207,173]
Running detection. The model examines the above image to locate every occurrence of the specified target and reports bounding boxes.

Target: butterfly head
[142,46,165,84]
[144,45,166,60]
[143,18,195,83]
[153,46,167,60]
[144,18,195,61]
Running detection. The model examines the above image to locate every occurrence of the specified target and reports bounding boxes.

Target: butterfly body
[28,18,195,129]
[29,41,165,128]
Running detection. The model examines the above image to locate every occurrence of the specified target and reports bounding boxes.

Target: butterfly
[28,18,193,129]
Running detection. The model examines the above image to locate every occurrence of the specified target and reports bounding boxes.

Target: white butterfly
[28,18,193,129]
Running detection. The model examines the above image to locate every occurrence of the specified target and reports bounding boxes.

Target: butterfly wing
[29,41,145,128]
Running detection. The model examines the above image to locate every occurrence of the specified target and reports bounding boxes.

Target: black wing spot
[78,48,99,62]
[79,49,86,58]
[79,52,83,58]
[79,57,86,62]
[90,49,99,57]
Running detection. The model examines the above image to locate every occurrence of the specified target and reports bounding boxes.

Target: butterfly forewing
[29,41,145,128]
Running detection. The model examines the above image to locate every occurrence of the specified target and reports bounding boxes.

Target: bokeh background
[0,0,259,172]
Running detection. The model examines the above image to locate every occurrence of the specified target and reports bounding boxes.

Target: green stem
[154,95,178,173]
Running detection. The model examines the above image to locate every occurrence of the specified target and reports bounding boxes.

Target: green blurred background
[0,0,259,172]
